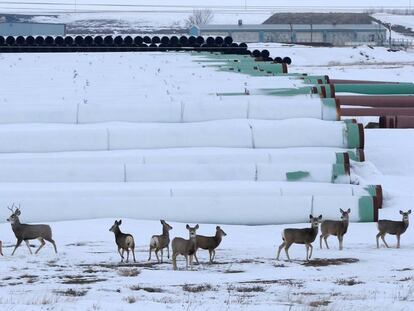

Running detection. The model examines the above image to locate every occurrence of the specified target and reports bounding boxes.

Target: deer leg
[35,238,46,255]
[397,235,401,248]
[11,239,23,256]
[160,249,164,263]
[324,236,329,249]
[208,250,213,264]
[167,246,170,259]
[338,235,343,251]
[381,234,389,248]
[148,246,152,261]
[155,249,160,263]
[45,238,58,254]
[118,247,124,262]
[194,252,200,264]
[132,246,136,263]
[309,244,313,260]
[185,255,189,270]
[376,232,381,248]
[284,243,292,262]
[126,249,130,263]
[319,234,323,249]
[212,250,216,262]
[172,253,178,271]
[24,240,33,255]
[305,244,309,261]
[120,248,125,262]
[276,242,285,260]
[190,255,194,270]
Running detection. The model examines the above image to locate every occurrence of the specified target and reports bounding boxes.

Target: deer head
[109,219,122,232]
[6,203,21,224]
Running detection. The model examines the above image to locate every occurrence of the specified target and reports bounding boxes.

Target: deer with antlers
[6,204,57,255]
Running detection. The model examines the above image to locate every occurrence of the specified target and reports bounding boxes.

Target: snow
[1,218,414,310]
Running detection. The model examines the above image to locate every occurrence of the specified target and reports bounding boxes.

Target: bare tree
[185,9,214,28]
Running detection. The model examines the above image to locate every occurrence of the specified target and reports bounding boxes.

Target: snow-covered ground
[1,45,414,310]
[1,217,414,311]
[249,43,414,82]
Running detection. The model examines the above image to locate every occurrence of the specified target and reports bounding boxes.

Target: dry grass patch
[182,284,212,293]
[303,258,359,267]
[118,268,140,277]
[236,285,266,293]
[335,278,364,286]
[309,300,331,308]
[124,296,137,304]
[55,288,88,297]
[59,275,106,285]
[130,285,163,293]
[223,269,245,274]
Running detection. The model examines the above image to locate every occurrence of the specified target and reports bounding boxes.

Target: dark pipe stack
[0,35,252,55]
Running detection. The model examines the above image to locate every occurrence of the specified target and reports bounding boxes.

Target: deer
[194,226,227,264]
[376,210,411,249]
[109,219,136,263]
[6,204,57,255]
[172,224,199,271]
[320,208,351,250]
[148,220,173,263]
[276,215,322,262]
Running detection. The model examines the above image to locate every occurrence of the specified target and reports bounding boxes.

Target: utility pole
[387,23,392,48]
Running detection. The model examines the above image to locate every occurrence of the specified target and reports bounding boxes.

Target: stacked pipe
[0,46,384,224]
[0,35,249,54]
[294,75,414,128]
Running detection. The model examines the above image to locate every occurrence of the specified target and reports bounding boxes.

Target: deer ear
[195,224,199,229]
[160,220,164,224]
[118,220,122,225]
[347,208,351,213]
[408,210,412,214]
[318,215,323,220]
[400,210,403,215]
[186,224,190,229]
[216,226,220,230]
[309,214,313,219]
[340,208,344,213]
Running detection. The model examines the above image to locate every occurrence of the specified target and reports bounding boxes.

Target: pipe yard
[1,33,414,310]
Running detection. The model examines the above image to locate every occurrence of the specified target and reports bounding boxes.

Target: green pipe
[333,83,414,95]
[301,75,330,84]
[346,123,364,149]
[216,86,313,96]
[358,196,377,222]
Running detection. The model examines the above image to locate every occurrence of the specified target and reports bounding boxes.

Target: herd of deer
[0,204,411,270]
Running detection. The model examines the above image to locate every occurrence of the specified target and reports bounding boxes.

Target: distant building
[190,13,386,46]
[0,22,66,36]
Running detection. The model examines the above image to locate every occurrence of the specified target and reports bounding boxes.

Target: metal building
[190,13,387,46]
[0,22,66,36]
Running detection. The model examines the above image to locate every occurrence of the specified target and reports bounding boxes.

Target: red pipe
[337,96,414,108]
[341,107,414,117]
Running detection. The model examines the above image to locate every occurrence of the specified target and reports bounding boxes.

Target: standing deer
[148,220,173,263]
[109,220,136,263]
[172,224,199,270]
[6,204,57,255]
[194,226,227,264]
[376,210,411,249]
[320,208,351,250]
[276,215,322,262]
